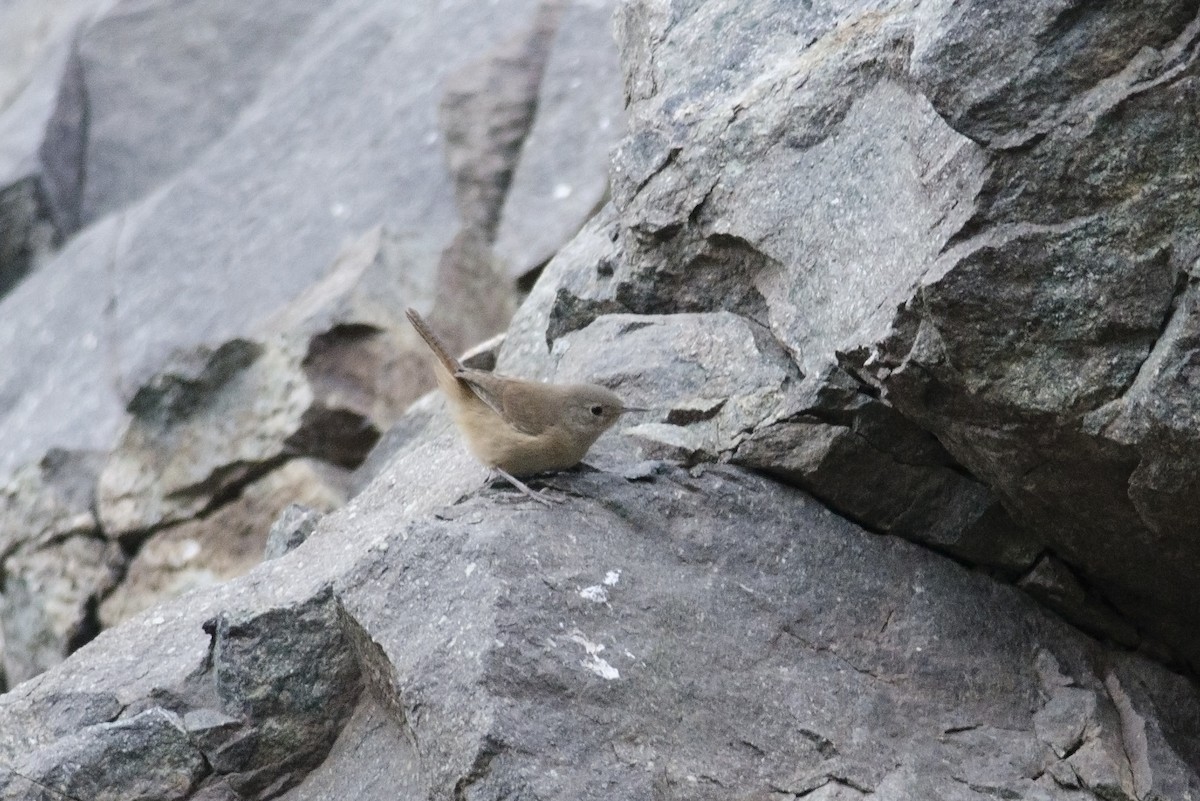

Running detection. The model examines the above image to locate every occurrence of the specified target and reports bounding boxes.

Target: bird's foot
[492,468,562,506]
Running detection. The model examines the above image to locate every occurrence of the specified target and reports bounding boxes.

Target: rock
[0,581,362,800]
[0,0,104,268]
[439,0,563,244]
[1,0,605,476]
[75,0,329,223]
[499,208,1041,576]
[95,226,438,541]
[493,0,625,279]
[98,0,540,394]
[4,0,1200,797]
[0,707,208,801]
[95,337,309,540]
[873,5,1200,667]
[0,449,120,689]
[589,0,1200,666]
[0,215,133,478]
[0,448,105,558]
[1,534,123,689]
[263,504,323,562]
[0,0,99,113]
[9,436,1200,799]
[98,459,348,628]
[0,32,87,296]
[1018,555,1140,649]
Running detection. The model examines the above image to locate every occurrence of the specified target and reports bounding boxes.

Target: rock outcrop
[1,0,1198,799]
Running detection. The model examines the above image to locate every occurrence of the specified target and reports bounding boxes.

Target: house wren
[406,308,637,504]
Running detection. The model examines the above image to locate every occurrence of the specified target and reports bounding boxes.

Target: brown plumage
[406,309,632,491]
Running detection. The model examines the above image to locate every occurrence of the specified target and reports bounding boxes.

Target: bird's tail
[406,308,461,374]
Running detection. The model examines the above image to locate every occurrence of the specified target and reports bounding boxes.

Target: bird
[406,308,639,504]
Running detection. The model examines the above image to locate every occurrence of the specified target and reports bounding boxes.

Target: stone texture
[95,226,438,541]
[0,582,362,800]
[440,0,562,244]
[555,0,1200,667]
[0,0,623,476]
[0,450,120,689]
[875,3,1200,667]
[76,0,329,224]
[263,504,324,562]
[1,533,123,690]
[98,459,348,628]
[3,0,1200,798]
[493,0,625,279]
[4,442,1199,800]
[500,205,1041,577]
[0,0,99,113]
[0,0,108,294]
[0,212,133,479]
[0,31,86,296]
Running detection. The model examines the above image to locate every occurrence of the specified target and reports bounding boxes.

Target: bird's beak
[620,406,651,414]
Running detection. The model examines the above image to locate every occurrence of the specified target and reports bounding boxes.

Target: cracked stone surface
[1,0,1199,797]
[1,0,622,683]
[0,0,618,479]
[3,438,1198,799]
[511,0,1200,669]
[0,449,120,688]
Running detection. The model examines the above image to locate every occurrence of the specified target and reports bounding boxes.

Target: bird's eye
[590,405,604,416]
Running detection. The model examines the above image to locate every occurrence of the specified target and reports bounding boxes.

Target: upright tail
[406,308,461,374]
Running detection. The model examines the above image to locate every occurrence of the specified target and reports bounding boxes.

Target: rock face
[0,0,617,477]
[0,450,120,687]
[2,0,1200,799]
[0,0,625,687]
[3,458,1199,800]
[524,0,1200,670]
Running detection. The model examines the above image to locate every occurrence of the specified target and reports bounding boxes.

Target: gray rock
[98,459,348,628]
[0,33,87,295]
[76,0,329,223]
[263,504,324,562]
[0,0,99,113]
[0,448,104,558]
[0,0,125,264]
[0,449,118,689]
[0,177,54,298]
[99,0,539,394]
[440,0,562,243]
[0,707,208,801]
[874,9,1200,666]
[1,533,123,689]
[593,0,1200,666]
[493,0,625,279]
[6,439,1199,800]
[95,226,435,541]
[0,0,574,476]
[3,1,1200,798]
[0,216,129,478]
[0,580,362,799]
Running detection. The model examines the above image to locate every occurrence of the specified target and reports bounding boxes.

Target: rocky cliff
[0,0,1198,799]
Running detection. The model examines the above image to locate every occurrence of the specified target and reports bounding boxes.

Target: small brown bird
[406,308,638,504]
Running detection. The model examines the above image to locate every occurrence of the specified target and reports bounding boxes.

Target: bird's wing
[456,370,557,437]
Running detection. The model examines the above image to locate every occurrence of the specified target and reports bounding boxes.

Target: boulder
[96,226,440,541]
[2,434,1197,799]
[98,459,349,629]
[1,1,1199,798]
[531,0,1200,668]
[0,30,87,296]
[0,0,621,477]
[493,0,625,279]
[0,449,120,689]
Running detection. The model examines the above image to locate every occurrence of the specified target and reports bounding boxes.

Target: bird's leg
[492,468,561,505]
